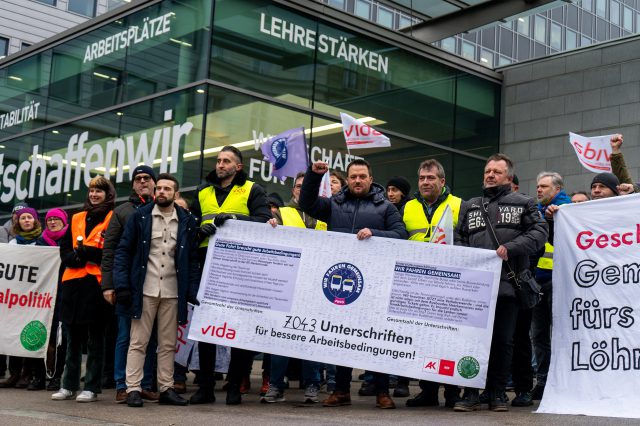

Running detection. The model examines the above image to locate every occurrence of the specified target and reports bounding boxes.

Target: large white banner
[538,194,640,418]
[190,221,502,388]
[0,244,60,358]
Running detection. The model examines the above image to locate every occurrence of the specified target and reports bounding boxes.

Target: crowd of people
[0,134,637,413]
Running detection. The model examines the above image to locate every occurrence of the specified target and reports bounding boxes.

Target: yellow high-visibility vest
[198,181,253,247]
[403,194,462,242]
[537,242,554,270]
[280,206,327,230]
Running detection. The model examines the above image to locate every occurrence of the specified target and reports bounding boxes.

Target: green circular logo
[457,356,480,379]
[20,321,47,352]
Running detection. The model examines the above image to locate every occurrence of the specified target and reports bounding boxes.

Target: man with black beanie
[590,172,619,200]
[102,165,158,403]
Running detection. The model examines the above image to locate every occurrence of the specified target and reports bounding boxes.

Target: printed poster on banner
[538,194,640,418]
[189,221,502,388]
[568,132,614,173]
[0,244,60,358]
[340,113,390,149]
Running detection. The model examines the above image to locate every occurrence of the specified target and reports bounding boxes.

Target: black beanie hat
[386,176,411,196]
[131,165,157,184]
[591,172,619,195]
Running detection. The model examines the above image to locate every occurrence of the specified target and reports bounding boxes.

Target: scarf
[16,223,42,244]
[42,225,68,246]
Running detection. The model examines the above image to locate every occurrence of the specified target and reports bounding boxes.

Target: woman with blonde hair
[52,176,115,403]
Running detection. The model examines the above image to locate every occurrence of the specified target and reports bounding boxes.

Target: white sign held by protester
[538,194,640,418]
[569,132,614,173]
[340,113,390,149]
[0,244,60,358]
[190,221,502,388]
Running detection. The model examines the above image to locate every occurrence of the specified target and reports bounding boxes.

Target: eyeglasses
[46,217,62,222]
[134,175,152,182]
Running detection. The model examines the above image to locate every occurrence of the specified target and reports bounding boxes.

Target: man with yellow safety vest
[189,146,271,406]
[261,172,325,405]
[402,159,463,409]
[530,171,571,401]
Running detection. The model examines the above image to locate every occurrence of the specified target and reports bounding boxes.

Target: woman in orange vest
[51,176,115,403]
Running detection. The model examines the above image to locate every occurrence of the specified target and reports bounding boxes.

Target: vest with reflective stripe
[403,194,462,242]
[536,242,554,270]
[198,180,253,247]
[62,210,113,284]
[280,206,327,230]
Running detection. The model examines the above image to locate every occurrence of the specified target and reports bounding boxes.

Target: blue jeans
[269,355,320,390]
[114,315,156,391]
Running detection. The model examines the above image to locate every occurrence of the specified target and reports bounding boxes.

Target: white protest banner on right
[568,132,615,173]
[538,194,640,418]
[190,221,501,388]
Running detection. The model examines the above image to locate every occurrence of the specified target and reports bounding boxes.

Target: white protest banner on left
[0,244,60,358]
[190,221,501,388]
[569,132,614,173]
[538,194,640,418]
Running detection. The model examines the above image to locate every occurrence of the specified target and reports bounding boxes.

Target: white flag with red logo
[569,132,615,173]
[429,205,453,245]
[340,113,390,149]
[318,172,332,198]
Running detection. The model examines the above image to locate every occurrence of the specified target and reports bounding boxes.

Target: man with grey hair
[530,171,571,401]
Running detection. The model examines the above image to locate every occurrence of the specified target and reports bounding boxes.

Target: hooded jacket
[455,184,548,297]
[299,168,407,239]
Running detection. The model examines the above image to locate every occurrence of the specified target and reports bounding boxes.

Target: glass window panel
[377,6,394,28]
[582,0,593,12]
[550,22,562,49]
[611,25,621,38]
[517,35,531,61]
[566,29,578,49]
[499,27,514,57]
[462,41,475,61]
[535,15,547,44]
[582,11,594,37]
[611,1,620,24]
[480,49,493,68]
[595,0,606,17]
[398,15,413,29]
[328,0,345,9]
[108,0,127,11]
[533,42,547,58]
[0,37,8,59]
[567,5,579,29]
[551,6,563,22]
[441,37,456,53]
[34,0,56,5]
[50,53,81,103]
[517,16,530,36]
[623,5,633,30]
[582,35,592,46]
[68,0,96,17]
[596,17,609,40]
[481,27,495,50]
[497,55,512,66]
[355,0,372,19]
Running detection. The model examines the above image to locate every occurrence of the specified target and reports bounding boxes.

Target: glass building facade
[0,0,501,217]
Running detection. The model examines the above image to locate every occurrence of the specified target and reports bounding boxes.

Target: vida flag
[319,172,332,198]
[261,127,309,180]
[429,205,453,245]
[569,132,614,173]
[340,113,390,149]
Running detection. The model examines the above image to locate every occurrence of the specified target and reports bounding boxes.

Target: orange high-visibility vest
[61,210,113,284]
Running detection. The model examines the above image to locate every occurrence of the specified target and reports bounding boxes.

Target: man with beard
[114,174,199,407]
[189,146,271,405]
[454,154,547,412]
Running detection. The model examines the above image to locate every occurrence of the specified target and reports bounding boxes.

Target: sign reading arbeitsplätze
[0,244,60,358]
[538,194,640,418]
[190,221,501,388]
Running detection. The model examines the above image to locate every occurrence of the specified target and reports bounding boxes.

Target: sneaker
[392,382,410,398]
[46,378,61,391]
[260,385,285,403]
[489,391,508,412]
[453,389,480,412]
[322,391,351,407]
[127,390,143,408]
[27,377,46,391]
[531,384,545,400]
[304,384,319,403]
[259,375,269,396]
[76,390,98,402]
[479,389,508,405]
[512,391,533,407]
[51,388,76,400]
[358,381,376,396]
[239,375,251,394]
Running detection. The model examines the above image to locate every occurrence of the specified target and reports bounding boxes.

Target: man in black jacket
[114,173,199,408]
[101,165,157,403]
[454,154,548,413]
[189,146,271,405]
[299,159,407,410]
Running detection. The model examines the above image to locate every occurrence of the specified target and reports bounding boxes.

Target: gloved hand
[188,297,200,306]
[197,223,217,240]
[213,213,237,227]
[116,289,133,307]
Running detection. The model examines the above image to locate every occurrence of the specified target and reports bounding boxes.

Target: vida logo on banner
[340,113,390,149]
[429,205,453,245]
[261,127,309,180]
[569,132,614,173]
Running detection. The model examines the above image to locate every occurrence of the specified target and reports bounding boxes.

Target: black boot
[189,386,216,404]
[453,388,480,412]
[488,390,508,412]
[226,383,242,405]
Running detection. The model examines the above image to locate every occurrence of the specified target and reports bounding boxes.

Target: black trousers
[511,306,533,393]
[198,342,256,388]
[335,366,389,394]
[485,296,519,392]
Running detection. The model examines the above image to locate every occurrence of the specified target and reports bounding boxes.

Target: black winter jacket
[113,203,200,325]
[299,168,408,239]
[455,184,548,297]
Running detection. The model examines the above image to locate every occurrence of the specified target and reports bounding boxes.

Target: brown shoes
[115,389,127,404]
[173,382,187,394]
[140,389,160,402]
[376,392,396,409]
[322,391,352,407]
[0,373,20,388]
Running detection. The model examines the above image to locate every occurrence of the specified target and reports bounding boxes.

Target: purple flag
[261,127,309,180]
